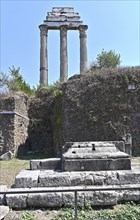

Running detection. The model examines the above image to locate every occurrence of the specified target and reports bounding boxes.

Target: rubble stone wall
[0,93,29,155]
[0,67,140,157]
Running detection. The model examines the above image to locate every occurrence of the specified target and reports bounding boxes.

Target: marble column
[79,25,88,73]
[60,25,68,82]
[39,25,48,85]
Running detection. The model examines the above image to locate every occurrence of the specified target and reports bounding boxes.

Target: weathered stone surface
[117,171,140,184]
[28,193,62,208]
[0,151,13,160]
[6,194,27,209]
[0,205,9,220]
[0,92,29,156]
[0,185,7,205]
[62,142,131,171]
[30,158,61,170]
[13,168,140,188]
[52,7,74,13]
[62,192,74,207]
[70,172,85,186]
[44,7,84,29]
[38,171,71,187]
[77,192,85,207]
[14,170,40,188]
[108,141,125,153]
[85,191,118,206]
[120,190,140,202]
[93,171,119,186]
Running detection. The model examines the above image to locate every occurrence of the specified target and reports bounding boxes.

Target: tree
[90,49,121,70]
[0,66,35,96]
[0,72,9,92]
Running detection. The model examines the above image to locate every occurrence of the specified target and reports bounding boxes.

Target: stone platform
[0,141,139,209]
[30,141,131,171]
[0,164,139,209]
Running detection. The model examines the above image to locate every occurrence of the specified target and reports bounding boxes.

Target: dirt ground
[3,209,62,220]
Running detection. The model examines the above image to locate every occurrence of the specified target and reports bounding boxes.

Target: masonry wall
[0,67,140,157]
[28,67,140,157]
[0,92,29,155]
[61,67,140,156]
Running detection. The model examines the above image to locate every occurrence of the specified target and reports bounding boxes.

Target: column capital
[79,25,88,38]
[39,25,48,36]
[60,25,68,37]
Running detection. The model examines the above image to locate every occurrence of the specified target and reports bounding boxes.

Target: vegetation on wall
[62,66,140,155]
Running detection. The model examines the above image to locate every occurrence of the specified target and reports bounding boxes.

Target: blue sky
[0,0,140,87]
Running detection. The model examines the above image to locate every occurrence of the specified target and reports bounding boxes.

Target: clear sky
[0,0,140,87]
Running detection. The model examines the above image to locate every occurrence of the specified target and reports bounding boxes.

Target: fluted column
[79,25,88,73]
[39,25,48,85]
[60,25,68,82]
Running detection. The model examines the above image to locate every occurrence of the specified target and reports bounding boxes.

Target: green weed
[20,211,36,220]
[51,203,140,220]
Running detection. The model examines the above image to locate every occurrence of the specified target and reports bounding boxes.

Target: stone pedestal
[39,25,48,85]
[62,142,131,171]
[60,26,68,82]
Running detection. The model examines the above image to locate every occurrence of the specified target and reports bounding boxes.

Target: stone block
[84,173,94,185]
[89,171,119,186]
[85,191,118,206]
[62,142,131,171]
[30,158,61,170]
[6,194,27,209]
[70,172,85,186]
[62,192,74,207]
[14,170,40,188]
[0,151,13,160]
[120,190,140,202]
[44,21,83,29]
[118,171,140,184]
[0,205,9,220]
[77,192,85,207]
[109,141,125,152]
[63,158,131,171]
[38,171,71,187]
[52,7,74,13]
[0,185,7,205]
[27,193,62,208]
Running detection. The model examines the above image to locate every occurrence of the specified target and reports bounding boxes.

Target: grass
[51,203,140,220]
[0,158,29,186]
[0,152,49,187]
[21,211,36,220]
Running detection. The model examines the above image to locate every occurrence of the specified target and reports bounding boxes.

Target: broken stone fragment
[0,151,14,161]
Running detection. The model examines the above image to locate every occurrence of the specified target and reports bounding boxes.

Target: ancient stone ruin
[62,142,131,171]
[0,8,140,212]
[39,7,88,85]
[0,141,139,209]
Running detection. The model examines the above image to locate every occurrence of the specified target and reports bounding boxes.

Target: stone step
[0,184,139,209]
[0,206,9,220]
[30,158,61,170]
[14,164,140,188]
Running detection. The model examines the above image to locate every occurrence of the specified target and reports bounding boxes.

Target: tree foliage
[90,49,121,70]
[0,66,35,96]
[0,72,9,92]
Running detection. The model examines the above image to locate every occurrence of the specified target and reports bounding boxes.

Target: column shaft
[79,25,88,73]
[39,25,48,85]
[60,26,68,82]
